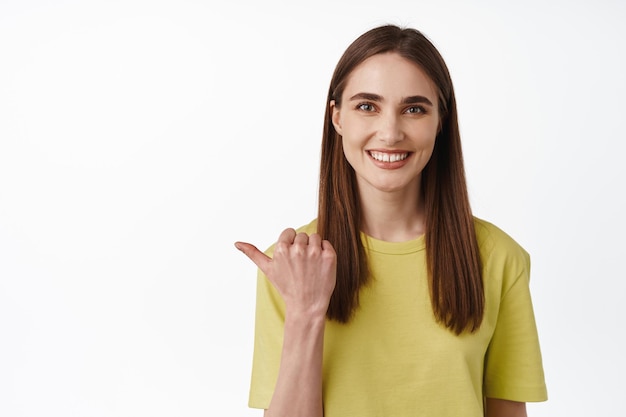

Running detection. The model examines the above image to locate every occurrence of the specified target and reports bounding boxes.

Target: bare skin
[486,398,528,416]
[235,229,336,417]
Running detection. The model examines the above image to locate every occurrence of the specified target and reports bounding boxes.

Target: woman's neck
[358,182,425,243]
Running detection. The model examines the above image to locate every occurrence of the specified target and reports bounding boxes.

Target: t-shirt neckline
[360,232,426,255]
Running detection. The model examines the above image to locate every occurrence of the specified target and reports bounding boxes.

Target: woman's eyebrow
[402,95,434,106]
[349,92,382,102]
[349,92,433,106]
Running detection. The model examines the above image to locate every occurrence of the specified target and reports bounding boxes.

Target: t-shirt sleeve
[248,266,285,409]
[483,251,548,402]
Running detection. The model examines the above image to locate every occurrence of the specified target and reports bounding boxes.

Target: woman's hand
[235,228,337,319]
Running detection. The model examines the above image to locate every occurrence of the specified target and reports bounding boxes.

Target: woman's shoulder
[473,217,530,266]
[296,218,318,234]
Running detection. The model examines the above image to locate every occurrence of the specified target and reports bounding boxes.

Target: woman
[235,25,547,417]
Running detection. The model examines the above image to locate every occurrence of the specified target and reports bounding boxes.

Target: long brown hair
[317,25,484,335]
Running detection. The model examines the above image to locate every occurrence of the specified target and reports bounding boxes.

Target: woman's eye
[357,103,375,112]
[405,106,425,114]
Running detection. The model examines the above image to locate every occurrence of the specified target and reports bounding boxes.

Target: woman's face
[331,52,440,198]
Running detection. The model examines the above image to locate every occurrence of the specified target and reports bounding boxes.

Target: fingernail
[234,242,242,251]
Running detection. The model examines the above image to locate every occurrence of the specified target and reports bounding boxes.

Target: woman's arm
[237,229,336,417]
[262,312,326,417]
[485,398,527,417]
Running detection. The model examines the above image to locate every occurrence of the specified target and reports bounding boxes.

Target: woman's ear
[330,100,343,135]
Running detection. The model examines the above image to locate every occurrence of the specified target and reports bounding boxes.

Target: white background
[1,0,624,416]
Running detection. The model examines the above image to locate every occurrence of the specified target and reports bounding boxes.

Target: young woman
[235,25,547,417]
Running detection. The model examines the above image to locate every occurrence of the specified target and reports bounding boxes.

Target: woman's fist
[235,228,337,318]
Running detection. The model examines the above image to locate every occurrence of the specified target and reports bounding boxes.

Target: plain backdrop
[1,0,625,416]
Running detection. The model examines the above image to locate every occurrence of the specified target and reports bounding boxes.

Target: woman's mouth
[368,151,410,163]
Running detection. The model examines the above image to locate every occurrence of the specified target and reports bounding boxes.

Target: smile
[368,151,410,163]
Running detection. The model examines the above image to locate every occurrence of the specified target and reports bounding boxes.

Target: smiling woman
[235,25,547,417]
[331,53,439,204]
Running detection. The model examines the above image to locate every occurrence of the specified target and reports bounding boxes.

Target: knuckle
[293,246,306,256]
[308,246,322,257]
[275,242,290,254]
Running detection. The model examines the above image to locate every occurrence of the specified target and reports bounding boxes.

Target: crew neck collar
[360,232,426,254]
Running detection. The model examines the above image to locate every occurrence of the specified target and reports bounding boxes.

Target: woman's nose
[376,113,404,145]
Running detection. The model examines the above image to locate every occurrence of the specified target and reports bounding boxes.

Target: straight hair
[317,25,484,335]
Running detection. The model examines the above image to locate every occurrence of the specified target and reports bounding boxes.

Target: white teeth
[369,151,409,162]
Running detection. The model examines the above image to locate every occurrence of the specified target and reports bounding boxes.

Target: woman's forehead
[342,53,438,103]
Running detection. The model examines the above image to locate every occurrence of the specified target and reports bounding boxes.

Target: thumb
[235,241,272,274]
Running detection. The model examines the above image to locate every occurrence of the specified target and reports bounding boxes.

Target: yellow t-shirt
[249,218,547,416]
